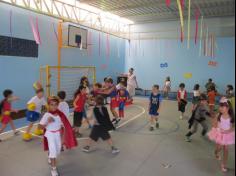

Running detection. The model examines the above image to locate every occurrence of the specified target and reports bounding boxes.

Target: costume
[109,85,118,109]
[117,89,129,118]
[177,90,187,113]
[0,100,12,124]
[127,73,137,97]
[73,93,87,127]
[208,116,235,146]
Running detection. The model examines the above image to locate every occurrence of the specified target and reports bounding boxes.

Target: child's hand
[48,117,55,123]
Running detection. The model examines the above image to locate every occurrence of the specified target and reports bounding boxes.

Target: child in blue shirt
[149,85,162,131]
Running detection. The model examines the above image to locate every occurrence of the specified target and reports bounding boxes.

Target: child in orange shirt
[208,86,218,115]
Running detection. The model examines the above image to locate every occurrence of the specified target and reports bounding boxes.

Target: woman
[127,68,138,100]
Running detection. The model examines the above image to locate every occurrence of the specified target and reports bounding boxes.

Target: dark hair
[80,76,89,87]
[209,79,213,82]
[57,91,66,100]
[104,77,108,82]
[3,89,13,98]
[218,100,235,124]
[199,93,208,101]
[94,83,102,88]
[36,88,44,94]
[166,77,170,81]
[194,84,200,91]
[95,95,104,106]
[210,85,216,91]
[74,85,86,99]
[130,68,134,71]
[227,85,234,91]
[179,83,185,88]
[153,85,160,90]
[47,96,60,105]
[105,77,113,84]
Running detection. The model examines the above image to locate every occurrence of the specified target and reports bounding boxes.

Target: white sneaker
[111,147,120,154]
[179,115,183,120]
[51,168,59,176]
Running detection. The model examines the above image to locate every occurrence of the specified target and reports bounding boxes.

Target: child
[99,78,120,125]
[91,83,102,98]
[186,93,211,142]
[23,83,46,141]
[38,96,77,176]
[57,91,70,118]
[82,95,120,154]
[0,89,19,142]
[80,76,90,94]
[208,86,218,114]
[208,97,235,172]
[117,82,130,119]
[73,85,87,137]
[226,85,234,99]
[177,83,187,120]
[192,84,201,111]
[149,85,162,131]
[163,76,171,99]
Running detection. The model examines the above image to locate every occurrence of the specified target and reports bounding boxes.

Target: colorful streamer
[106,34,110,58]
[98,32,101,56]
[36,18,41,44]
[180,0,184,9]
[199,16,203,56]
[195,9,200,45]
[30,17,41,45]
[177,0,184,34]
[187,0,191,48]
[206,27,209,56]
[166,0,171,7]
[180,27,184,43]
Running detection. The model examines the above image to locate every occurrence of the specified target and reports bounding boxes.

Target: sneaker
[114,118,121,125]
[111,118,117,123]
[82,146,90,153]
[51,168,59,176]
[156,123,160,129]
[111,147,120,154]
[14,131,20,136]
[149,127,154,131]
[179,116,183,120]
[185,136,191,142]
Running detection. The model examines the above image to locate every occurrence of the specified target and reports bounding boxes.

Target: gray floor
[0,98,235,176]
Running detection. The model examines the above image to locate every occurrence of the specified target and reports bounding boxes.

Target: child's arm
[99,86,115,95]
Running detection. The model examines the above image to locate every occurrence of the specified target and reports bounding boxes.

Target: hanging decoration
[177,0,184,43]
[187,0,191,48]
[87,31,92,56]
[106,34,110,58]
[98,32,101,56]
[199,16,203,56]
[166,0,171,7]
[184,73,193,79]
[30,17,41,45]
[195,8,200,45]
[9,10,13,47]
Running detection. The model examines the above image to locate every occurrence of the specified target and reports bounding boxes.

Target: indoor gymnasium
[0,0,235,176]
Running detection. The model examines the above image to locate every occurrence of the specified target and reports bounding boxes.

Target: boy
[177,83,187,120]
[186,93,211,142]
[57,91,70,118]
[82,95,119,154]
[23,83,46,141]
[149,85,162,131]
[0,89,19,142]
[117,82,130,119]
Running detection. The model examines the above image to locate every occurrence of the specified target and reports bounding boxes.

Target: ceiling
[79,0,235,24]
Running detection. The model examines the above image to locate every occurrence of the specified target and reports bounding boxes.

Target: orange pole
[57,21,63,91]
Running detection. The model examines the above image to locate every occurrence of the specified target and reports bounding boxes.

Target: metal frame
[0,0,131,39]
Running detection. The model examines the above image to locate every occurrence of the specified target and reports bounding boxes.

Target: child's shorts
[90,125,111,142]
[26,111,40,122]
[110,98,118,109]
[178,100,187,113]
[73,111,83,127]
[149,108,159,116]
[45,131,61,159]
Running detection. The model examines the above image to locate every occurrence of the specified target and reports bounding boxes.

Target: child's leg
[0,123,7,135]
[26,122,34,134]
[110,108,118,119]
[50,158,56,168]
[9,119,18,133]
[215,144,222,160]
[222,145,229,167]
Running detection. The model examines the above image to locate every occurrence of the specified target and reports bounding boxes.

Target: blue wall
[125,38,235,94]
[0,3,126,108]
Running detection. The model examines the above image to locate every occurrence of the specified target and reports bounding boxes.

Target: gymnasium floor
[0,97,235,176]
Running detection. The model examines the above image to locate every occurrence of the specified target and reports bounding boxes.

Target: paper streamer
[195,9,200,45]
[30,17,41,45]
[206,27,209,56]
[184,73,193,79]
[177,0,184,34]
[100,64,108,70]
[181,27,184,43]
[199,16,203,56]
[187,0,191,48]
[166,0,171,7]
[180,0,184,9]
[106,34,110,58]
[36,18,41,44]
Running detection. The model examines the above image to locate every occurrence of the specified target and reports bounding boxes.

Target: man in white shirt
[127,68,138,100]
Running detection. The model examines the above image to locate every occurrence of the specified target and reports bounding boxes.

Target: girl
[82,95,119,154]
[73,85,87,137]
[208,97,235,172]
[38,96,77,176]
[192,84,201,111]
[177,83,187,120]
[23,83,47,141]
[163,77,171,99]
[57,91,70,118]
[149,85,162,131]
[0,89,19,142]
